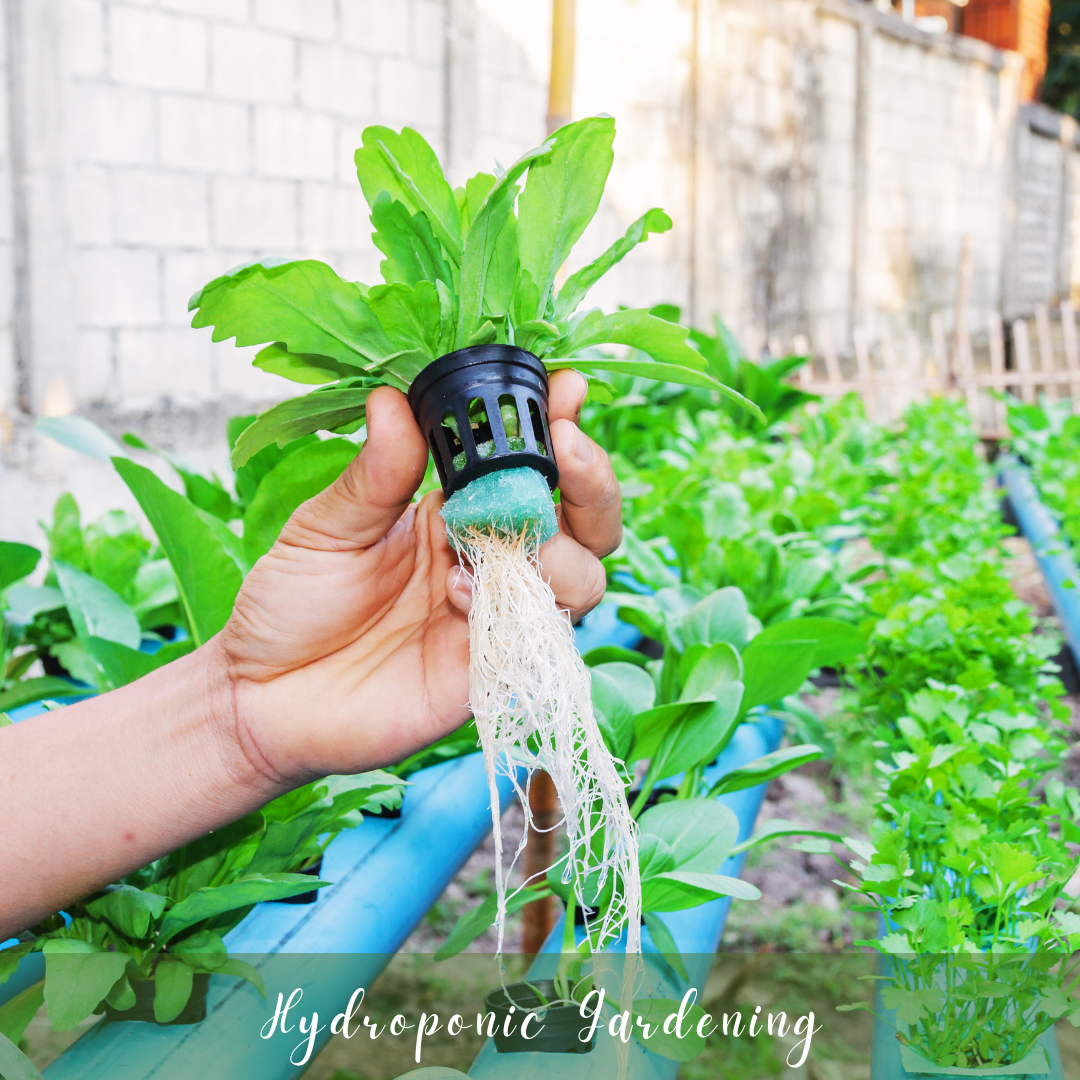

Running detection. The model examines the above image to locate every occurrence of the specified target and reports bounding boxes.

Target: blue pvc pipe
[1001,462,1080,669]
[42,752,517,1079]
[469,713,786,1080]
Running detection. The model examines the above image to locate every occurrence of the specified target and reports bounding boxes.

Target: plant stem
[555,894,577,1001]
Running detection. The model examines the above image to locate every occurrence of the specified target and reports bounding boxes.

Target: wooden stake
[1035,302,1056,400]
[930,312,948,382]
[1062,300,1080,408]
[988,310,1006,431]
[1013,318,1035,404]
[522,771,558,954]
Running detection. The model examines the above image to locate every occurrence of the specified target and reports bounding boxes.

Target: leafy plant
[187,119,760,468]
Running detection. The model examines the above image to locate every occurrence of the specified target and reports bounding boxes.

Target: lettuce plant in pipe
[432,584,852,1059]
[187,115,761,1004]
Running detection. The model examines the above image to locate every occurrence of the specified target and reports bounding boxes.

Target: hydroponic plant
[187,116,758,975]
[0,771,399,1034]
[831,683,1080,1069]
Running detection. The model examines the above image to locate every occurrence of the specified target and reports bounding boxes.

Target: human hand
[213,369,623,785]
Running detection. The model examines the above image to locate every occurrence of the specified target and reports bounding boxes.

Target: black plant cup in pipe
[483,979,595,1055]
[407,345,559,498]
[101,972,211,1026]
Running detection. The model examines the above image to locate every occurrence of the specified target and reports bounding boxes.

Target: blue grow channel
[1001,460,1080,671]
[2,601,788,1079]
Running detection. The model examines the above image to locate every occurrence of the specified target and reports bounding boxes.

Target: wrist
[198,635,295,802]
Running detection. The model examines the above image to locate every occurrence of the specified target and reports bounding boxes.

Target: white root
[455,526,642,964]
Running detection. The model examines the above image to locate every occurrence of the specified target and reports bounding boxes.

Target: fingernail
[573,427,594,464]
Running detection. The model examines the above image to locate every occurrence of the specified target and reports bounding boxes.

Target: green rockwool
[440,467,558,547]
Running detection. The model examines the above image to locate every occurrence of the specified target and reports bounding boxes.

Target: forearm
[0,642,286,939]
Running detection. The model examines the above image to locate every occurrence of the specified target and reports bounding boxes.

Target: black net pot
[483,980,594,1054]
[102,972,210,1025]
[407,344,559,498]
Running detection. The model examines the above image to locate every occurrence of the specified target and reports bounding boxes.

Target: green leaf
[365,280,441,370]
[518,116,615,312]
[731,818,842,855]
[158,874,331,945]
[708,745,824,798]
[0,541,40,591]
[82,636,194,691]
[153,960,194,1024]
[169,813,265,900]
[679,642,742,701]
[46,493,86,569]
[632,995,708,1061]
[0,943,35,986]
[216,958,266,997]
[355,127,462,261]
[630,700,717,764]
[253,342,353,385]
[114,458,244,647]
[0,676,86,712]
[880,985,942,1024]
[739,639,818,714]
[550,308,706,369]
[42,940,127,1030]
[53,560,141,649]
[680,588,752,651]
[456,140,553,346]
[0,1027,45,1080]
[170,930,228,971]
[435,886,549,961]
[642,870,759,913]
[641,913,688,980]
[35,415,127,463]
[591,661,656,759]
[646,684,745,782]
[639,799,740,873]
[190,259,399,372]
[105,973,135,1011]
[750,617,864,669]
[369,191,455,290]
[231,386,374,469]
[86,884,168,939]
[0,980,44,1047]
[242,439,360,564]
[553,207,671,321]
[582,645,649,668]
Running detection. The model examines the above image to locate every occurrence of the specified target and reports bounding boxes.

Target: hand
[214,369,623,785]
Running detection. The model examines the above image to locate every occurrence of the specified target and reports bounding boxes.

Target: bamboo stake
[1013,318,1035,404]
[903,329,921,417]
[930,312,948,383]
[1035,302,1056,400]
[988,310,1006,431]
[1062,300,1079,408]
[817,320,838,391]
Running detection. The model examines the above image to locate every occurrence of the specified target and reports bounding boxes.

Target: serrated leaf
[42,941,127,1030]
[231,386,374,469]
[518,116,615,312]
[553,207,672,321]
[114,458,243,647]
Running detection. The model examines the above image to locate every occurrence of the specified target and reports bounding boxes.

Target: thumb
[281,386,430,549]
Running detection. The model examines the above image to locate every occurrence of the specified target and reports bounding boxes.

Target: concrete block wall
[0,0,1077,539]
[56,0,451,414]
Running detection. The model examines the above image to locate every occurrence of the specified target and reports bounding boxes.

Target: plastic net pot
[483,980,594,1055]
[407,345,558,498]
[102,972,210,1025]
